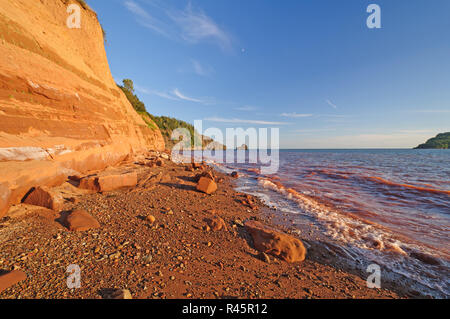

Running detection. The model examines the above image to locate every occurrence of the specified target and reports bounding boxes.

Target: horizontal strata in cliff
[0,0,165,217]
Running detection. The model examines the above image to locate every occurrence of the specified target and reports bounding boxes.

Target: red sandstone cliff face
[0,0,165,217]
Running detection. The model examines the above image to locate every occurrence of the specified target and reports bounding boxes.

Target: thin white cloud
[235,105,257,111]
[169,3,233,51]
[282,132,435,149]
[412,110,450,114]
[293,128,337,133]
[204,117,290,125]
[135,85,181,101]
[326,99,338,109]
[151,90,180,101]
[396,129,435,134]
[136,85,212,104]
[124,1,234,51]
[124,1,169,37]
[173,88,204,103]
[191,59,213,77]
[280,112,313,118]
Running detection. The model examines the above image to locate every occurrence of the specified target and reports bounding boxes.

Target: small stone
[170,276,175,280]
[234,219,244,227]
[204,216,227,231]
[109,252,121,259]
[142,255,153,263]
[146,215,156,224]
[258,252,271,263]
[156,159,164,167]
[103,289,132,299]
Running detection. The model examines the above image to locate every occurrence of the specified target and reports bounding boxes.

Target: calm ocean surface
[201,149,449,297]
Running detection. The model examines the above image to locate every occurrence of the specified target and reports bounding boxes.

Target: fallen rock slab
[98,173,137,191]
[196,177,217,195]
[64,210,100,231]
[0,270,27,293]
[245,221,306,263]
[23,186,64,211]
[79,172,137,192]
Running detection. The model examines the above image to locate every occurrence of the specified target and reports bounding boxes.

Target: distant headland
[414,132,450,149]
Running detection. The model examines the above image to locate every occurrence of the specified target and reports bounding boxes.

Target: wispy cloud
[172,88,204,103]
[124,1,169,37]
[325,99,338,109]
[396,129,435,134]
[284,132,438,149]
[235,105,257,112]
[124,0,233,51]
[293,128,337,133]
[191,59,214,77]
[136,85,205,103]
[168,3,233,51]
[412,109,450,114]
[280,112,313,118]
[135,86,181,101]
[204,117,290,125]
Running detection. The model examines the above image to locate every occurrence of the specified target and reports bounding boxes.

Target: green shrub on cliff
[147,114,199,148]
[118,79,146,113]
[415,132,450,149]
[118,79,224,150]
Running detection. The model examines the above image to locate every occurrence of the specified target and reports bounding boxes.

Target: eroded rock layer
[0,0,165,217]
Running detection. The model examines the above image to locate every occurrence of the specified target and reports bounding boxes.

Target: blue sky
[90,0,450,148]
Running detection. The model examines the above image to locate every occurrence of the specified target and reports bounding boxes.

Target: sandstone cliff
[0,0,165,217]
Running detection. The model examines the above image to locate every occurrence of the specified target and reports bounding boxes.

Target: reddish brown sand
[0,159,402,299]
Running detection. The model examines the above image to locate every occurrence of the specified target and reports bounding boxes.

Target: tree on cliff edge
[118,79,146,113]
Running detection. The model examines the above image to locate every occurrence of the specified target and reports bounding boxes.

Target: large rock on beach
[245,221,306,263]
[64,210,100,232]
[23,186,64,211]
[196,177,217,195]
[79,172,137,192]
[194,171,215,182]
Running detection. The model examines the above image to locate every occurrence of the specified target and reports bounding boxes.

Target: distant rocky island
[236,144,249,150]
[414,132,450,149]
